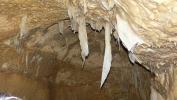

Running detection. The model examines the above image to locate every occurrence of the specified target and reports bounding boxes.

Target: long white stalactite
[100,22,112,88]
[78,16,89,67]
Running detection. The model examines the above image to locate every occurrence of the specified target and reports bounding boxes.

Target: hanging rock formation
[0,0,176,100]
[66,0,177,99]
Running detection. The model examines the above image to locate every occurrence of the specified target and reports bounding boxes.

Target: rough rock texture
[0,0,176,100]
[0,18,153,99]
[66,0,177,74]
[65,0,177,99]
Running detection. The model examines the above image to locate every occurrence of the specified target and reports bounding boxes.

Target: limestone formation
[0,0,176,100]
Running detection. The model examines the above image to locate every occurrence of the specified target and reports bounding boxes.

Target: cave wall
[0,18,153,99]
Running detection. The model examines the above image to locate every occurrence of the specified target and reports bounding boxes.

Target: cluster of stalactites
[67,0,115,88]
[68,2,90,67]
[67,0,145,88]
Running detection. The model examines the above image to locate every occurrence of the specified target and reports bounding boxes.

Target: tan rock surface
[0,0,176,100]
[0,17,153,99]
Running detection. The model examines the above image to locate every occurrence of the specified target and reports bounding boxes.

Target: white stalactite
[26,53,28,70]
[100,22,112,88]
[129,52,135,64]
[116,14,144,51]
[83,0,87,14]
[20,15,27,39]
[58,21,64,36]
[68,4,78,21]
[113,30,120,51]
[70,19,78,33]
[78,16,89,67]
[68,5,72,19]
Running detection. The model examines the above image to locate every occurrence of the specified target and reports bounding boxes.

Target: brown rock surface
[0,19,153,99]
[1,0,176,100]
